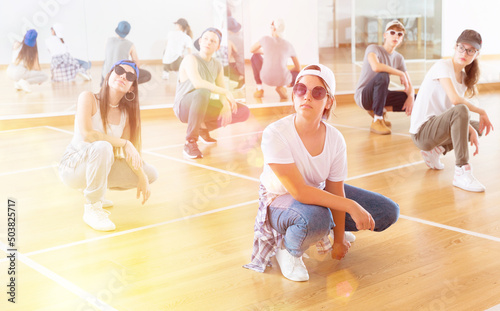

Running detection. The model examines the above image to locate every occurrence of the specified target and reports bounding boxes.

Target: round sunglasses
[386,30,404,37]
[114,65,137,82]
[293,83,328,100]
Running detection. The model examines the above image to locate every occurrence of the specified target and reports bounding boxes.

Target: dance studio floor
[1,86,500,310]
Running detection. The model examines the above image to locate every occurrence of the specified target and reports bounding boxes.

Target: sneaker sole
[199,137,217,145]
[183,149,202,159]
[421,151,444,170]
[370,128,391,135]
[452,182,485,192]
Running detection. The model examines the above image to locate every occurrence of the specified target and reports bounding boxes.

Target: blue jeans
[76,59,92,71]
[268,184,399,257]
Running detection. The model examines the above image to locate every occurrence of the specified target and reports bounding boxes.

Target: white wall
[1,0,319,66]
[0,0,214,64]
[441,0,500,57]
[242,0,319,64]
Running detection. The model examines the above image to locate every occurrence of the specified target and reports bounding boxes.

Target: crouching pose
[244,64,399,281]
[60,60,158,231]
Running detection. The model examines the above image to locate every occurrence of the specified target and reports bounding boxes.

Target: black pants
[361,72,407,116]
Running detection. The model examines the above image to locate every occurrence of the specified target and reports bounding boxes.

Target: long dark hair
[97,65,142,153]
[182,24,193,38]
[15,33,39,70]
[464,58,480,98]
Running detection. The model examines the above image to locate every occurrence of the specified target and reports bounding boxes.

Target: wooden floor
[1,85,500,310]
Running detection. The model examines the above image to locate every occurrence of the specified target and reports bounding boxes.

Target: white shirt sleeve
[261,126,294,164]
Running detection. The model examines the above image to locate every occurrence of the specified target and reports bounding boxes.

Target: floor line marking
[44,125,74,135]
[15,200,259,258]
[143,150,261,182]
[0,126,46,133]
[0,242,118,311]
[399,215,500,243]
[0,164,58,177]
[331,123,412,137]
[346,160,424,181]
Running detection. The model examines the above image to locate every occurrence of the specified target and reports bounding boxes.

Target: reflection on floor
[1,46,499,117]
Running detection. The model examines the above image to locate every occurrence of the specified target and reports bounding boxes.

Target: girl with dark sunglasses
[244,64,399,282]
[354,20,415,135]
[59,60,158,231]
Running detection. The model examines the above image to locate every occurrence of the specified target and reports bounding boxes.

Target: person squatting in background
[410,29,494,192]
[46,23,92,82]
[162,18,193,80]
[101,21,152,85]
[173,27,249,159]
[6,29,48,93]
[354,20,415,135]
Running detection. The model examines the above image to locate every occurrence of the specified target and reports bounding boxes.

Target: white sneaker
[101,199,114,208]
[14,81,22,90]
[83,202,116,231]
[453,164,485,192]
[18,79,31,93]
[78,71,92,81]
[330,231,356,243]
[421,146,445,170]
[275,246,309,282]
[344,232,356,243]
[162,71,169,80]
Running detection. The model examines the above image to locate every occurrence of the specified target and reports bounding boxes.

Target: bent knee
[375,72,390,85]
[453,104,470,118]
[375,199,400,232]
[91,141,114,156]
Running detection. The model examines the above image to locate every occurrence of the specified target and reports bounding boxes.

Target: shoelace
[93,208,111,221]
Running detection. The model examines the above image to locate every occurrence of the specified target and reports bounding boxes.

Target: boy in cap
[355,20,415,135]
[174,28,250,159]
[101,21,151,85]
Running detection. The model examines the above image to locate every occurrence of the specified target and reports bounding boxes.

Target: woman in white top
[410,30,494,192]
[46,23,91,82]
[162,18,193,80]
[6,29,48,92]
[59,60,158,231]
[244,64,399,282]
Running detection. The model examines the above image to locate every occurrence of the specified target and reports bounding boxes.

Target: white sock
[374,115,383,121]
[256,85,263,90]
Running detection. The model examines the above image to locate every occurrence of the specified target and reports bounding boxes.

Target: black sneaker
[183,139,203,159]
[199,129,217,144]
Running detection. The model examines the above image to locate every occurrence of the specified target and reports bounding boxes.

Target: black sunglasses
[114,65,136,82]
[387,30,404,37]
[293,83,328,100]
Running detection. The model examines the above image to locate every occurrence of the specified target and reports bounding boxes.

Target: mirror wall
[1,0,499,120]
[0,0,246,118]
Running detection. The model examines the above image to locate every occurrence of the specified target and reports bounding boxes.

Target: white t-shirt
[410,59,467,134]
[162,30,193,64]
[46,36,69,56]
[260,114,348,195]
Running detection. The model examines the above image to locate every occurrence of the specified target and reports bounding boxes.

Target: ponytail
[185,25,193,38]
[464,59,480,98]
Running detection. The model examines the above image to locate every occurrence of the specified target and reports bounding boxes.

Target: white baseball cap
[385,20,405,32]
[52,23,64,38]
[295,64,336,95]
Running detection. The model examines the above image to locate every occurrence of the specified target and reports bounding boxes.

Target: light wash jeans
[268,184,399,257]
[6,64,49,84]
